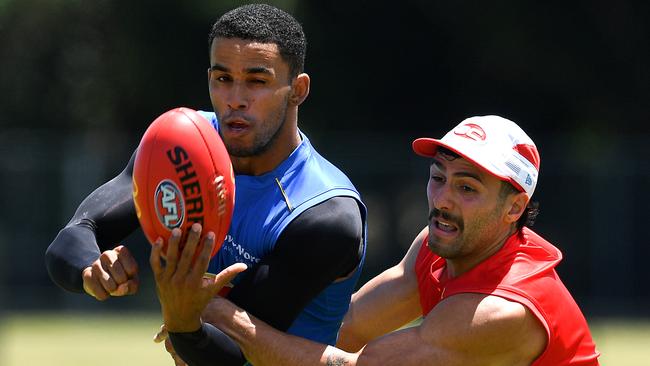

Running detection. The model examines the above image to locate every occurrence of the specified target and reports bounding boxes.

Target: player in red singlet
[154,115,600,365]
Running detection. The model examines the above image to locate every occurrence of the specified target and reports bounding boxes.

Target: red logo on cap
[454,123,486,142]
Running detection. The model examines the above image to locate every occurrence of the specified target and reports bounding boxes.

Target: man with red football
[155,116,600,365]
[45,4,366,366]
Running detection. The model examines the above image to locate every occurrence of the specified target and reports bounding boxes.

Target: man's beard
[222,97,289,157]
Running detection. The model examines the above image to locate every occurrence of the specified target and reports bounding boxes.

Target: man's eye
[249,79,266,84]
[430,175,443,182]
[460,185,475,193]
[215,76,231,82]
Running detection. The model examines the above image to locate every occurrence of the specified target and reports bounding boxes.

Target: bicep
[338,227,428,351]
[226,196,364,331]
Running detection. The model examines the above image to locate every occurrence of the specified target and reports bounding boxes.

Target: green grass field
[0,313,170,366]
[1,313,648,365]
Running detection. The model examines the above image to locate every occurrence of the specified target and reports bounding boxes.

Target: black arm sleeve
[44,150,141,293]
[170,195,364,366]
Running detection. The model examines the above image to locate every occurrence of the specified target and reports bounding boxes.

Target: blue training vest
[198,111,367,346]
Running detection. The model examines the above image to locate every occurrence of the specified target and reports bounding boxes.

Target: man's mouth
[434,219,458,233]
[224,119,250,133]
[429,208,462,234]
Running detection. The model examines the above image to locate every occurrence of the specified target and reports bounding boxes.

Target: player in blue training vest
[46,5,368,366]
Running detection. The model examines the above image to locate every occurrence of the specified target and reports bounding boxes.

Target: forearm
[212,297,360,366]
[45,150,139,293]
[45,226,101,292]
[337,267,421,352]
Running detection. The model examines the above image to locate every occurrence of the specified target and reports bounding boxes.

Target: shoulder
[301,134,357,184]
[420,293,547,363]
[400,226,429,272]
[273,196,363,278]
[283,196,362,244]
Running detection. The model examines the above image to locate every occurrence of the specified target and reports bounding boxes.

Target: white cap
[412,115,540,197]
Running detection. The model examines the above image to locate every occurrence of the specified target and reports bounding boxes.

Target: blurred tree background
[1,0,648,320]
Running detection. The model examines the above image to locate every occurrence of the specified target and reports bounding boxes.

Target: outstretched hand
[150,223,247,333]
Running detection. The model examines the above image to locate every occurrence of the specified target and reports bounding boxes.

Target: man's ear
[505,192,529,224]
[289,73,310,106]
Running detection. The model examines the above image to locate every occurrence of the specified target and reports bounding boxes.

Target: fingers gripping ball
[133,107,235,257]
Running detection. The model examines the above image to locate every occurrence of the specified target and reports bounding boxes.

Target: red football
[132,107,235,257]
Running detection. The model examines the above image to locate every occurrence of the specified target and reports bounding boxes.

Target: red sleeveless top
[415,227,599,365]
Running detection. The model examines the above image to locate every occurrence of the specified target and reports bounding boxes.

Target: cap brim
[412,137,528,193]
[413,137,488,172]
[412,138,444,157]
[413,137,484,169]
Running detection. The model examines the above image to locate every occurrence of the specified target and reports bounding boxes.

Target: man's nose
[226,82,249,111]
[430,184,453,212]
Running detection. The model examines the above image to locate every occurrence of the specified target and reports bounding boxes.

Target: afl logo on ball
[155,179,185,229]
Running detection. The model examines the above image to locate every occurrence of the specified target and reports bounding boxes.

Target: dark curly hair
[209,4,306,79]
